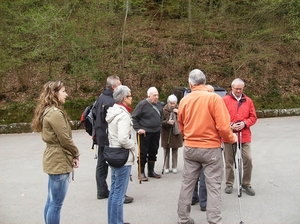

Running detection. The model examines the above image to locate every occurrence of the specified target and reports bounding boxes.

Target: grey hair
[106,75,120,89]
[167,94,178,103]
[113,85,131,103]
[188,69,206,86]
[206,84,214,92]
[147,87,158,96]
[231,78,245,87]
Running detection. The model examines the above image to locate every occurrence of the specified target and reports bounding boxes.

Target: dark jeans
[138,131,160,165]
[192,169,207,208]
[96,146,109,196]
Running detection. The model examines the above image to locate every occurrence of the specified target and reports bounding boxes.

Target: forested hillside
[1,0,300,124]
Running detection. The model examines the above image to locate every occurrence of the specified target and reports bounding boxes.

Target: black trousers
[96,146,109,196]
[138,131,160,166]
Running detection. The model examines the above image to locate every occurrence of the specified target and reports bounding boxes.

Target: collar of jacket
[229,92,247,108]
[102,88,113,96]
[191,84,207,92]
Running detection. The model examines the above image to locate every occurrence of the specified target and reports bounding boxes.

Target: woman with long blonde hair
[32,80,80,224]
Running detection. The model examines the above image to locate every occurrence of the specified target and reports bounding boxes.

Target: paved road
[1,116,300,224]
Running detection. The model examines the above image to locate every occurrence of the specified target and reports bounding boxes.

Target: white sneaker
[164,169,169,174]
[172,168,177,174]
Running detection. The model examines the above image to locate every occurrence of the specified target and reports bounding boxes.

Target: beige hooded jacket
[42,107,80,174]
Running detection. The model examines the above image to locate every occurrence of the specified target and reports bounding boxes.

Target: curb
[0,108,299,134]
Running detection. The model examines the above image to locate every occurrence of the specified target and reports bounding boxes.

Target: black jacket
[94,89,115,147]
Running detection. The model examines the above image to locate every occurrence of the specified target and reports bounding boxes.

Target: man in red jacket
[223,78,257,196]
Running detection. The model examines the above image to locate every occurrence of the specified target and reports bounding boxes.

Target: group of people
[32,68,257,224]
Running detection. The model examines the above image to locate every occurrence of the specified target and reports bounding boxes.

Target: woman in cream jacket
[105,85,136,224]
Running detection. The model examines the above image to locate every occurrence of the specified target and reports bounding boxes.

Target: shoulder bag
[103,146,129,167]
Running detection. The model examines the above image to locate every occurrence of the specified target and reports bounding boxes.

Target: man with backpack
[94,75,133,204]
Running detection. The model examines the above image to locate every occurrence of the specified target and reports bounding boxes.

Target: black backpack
[79,101,97,146]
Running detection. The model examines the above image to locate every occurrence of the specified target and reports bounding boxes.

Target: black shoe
[97,193,109,199]
[191,198,199,205]
[124,195,134,204]
[200,207,206,211]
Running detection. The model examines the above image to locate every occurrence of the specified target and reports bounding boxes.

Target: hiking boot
[225,185,233,194]
[148,161,161,178]
[243,185,255,196]
[139,173,148,181]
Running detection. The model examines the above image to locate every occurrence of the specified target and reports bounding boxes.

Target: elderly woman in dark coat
[161,94,183,174]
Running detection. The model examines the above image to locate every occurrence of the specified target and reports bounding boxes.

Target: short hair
[167,94,178,103]
[106,75,120,89]
[113,85,131,103]
[188,69,206,86]
[147,87,158,96]
[231,78,245,87]
[206,84,214,92]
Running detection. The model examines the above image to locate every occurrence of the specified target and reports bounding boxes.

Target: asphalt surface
[1,116,300,224]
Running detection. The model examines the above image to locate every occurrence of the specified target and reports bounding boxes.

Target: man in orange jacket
[177,69,237,224]
[223,78,257,196]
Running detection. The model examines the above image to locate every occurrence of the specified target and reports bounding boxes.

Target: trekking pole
[162,127,172,174]
[233,132,244,224]
[137,134,142,184]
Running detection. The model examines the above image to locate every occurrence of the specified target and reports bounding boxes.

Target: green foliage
[1,0,300,124]
[64,97,96,121]
[0,97,96,125]
[0,101,36,124]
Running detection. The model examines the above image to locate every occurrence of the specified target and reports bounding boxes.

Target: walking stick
[137,134,142,184]
[162,127,172,174]
[232,132,244,224]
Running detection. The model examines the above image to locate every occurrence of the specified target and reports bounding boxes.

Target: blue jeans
[108,165,131,224]
[44,173,70,224]
[199,169,207,208]
[192,169,207,208]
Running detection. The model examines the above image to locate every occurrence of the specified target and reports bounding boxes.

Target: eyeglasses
[126,95,132,98]
[232,88,243,91]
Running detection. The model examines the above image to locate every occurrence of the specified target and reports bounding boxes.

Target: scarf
[118,103,132,113]
[168,105,180,135]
